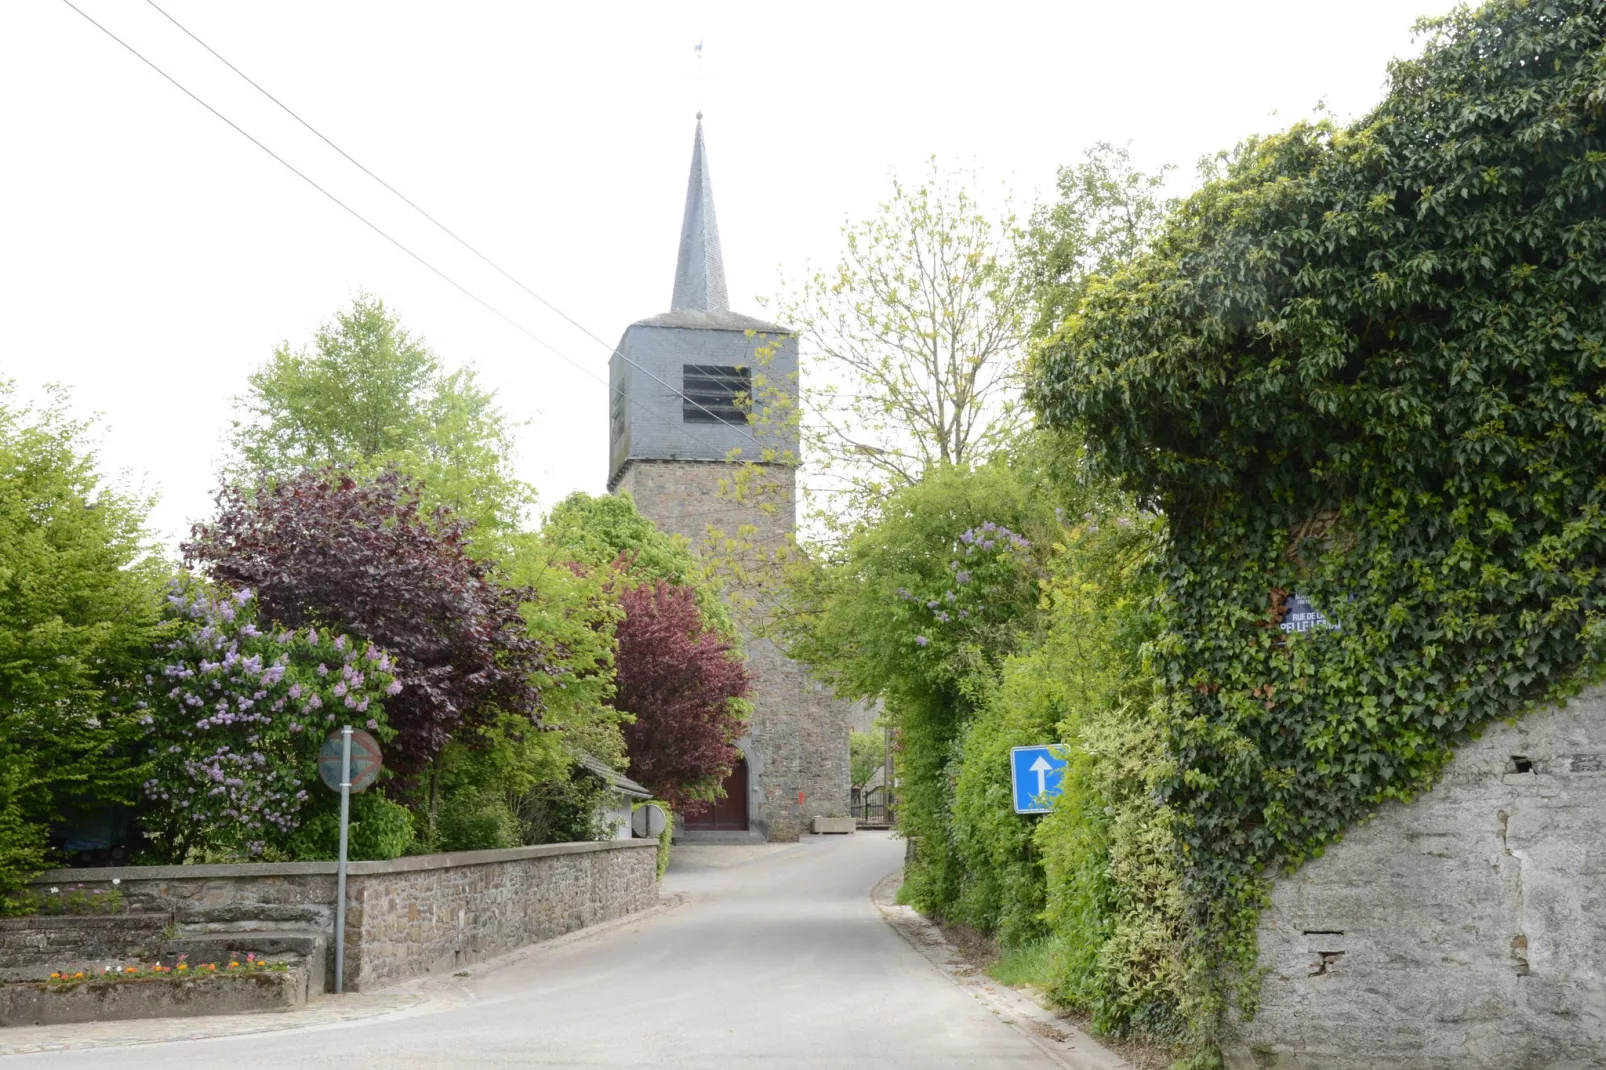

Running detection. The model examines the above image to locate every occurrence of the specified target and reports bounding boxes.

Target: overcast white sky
[1,0,1448,544]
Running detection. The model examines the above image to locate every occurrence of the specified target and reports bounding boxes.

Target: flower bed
[0,959,306,1027]
[43,953,286,986]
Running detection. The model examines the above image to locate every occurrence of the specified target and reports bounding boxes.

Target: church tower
[608,117,850,842]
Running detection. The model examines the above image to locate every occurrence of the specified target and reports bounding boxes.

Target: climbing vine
[1030,0,1606,1053]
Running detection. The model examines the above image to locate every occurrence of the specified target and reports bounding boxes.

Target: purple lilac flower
[914,635,930,647]
[386,680,403,696]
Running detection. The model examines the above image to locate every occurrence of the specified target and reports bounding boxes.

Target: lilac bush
[137,586,397,860]
[895,521,1038,659]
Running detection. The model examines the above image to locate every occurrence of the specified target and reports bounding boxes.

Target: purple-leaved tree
[184,468,560,774]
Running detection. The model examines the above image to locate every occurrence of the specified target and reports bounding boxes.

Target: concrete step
[675,831,769,845]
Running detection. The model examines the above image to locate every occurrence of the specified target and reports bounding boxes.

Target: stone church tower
[608,117,851,841]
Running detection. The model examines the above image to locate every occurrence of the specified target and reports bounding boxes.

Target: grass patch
[987,935,1057,988]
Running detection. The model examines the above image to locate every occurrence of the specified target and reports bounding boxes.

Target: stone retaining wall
[11,839,659,995]
[0,916,168,982]
[1225,688,1606,1069]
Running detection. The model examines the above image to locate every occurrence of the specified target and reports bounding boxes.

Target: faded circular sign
[318,729,383,793]
[631,803,667,839]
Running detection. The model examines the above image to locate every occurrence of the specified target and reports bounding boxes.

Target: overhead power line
[140,0,784,448]
[57,0,761,468]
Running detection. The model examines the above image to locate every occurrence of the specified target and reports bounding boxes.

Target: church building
[607,117,852,841]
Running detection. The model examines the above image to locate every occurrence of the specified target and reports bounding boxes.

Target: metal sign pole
[334,725,352,994]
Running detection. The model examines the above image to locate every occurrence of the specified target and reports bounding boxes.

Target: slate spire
[670,114,729,313]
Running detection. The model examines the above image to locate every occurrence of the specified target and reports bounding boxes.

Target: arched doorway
[682,756,749,831]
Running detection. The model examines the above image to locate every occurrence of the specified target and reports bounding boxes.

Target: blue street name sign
[1280,592,1341,634]
[1010,745,1068,814]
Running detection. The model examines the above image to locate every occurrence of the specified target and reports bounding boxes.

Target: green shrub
[286,792,414,861]
[435,788,520,853]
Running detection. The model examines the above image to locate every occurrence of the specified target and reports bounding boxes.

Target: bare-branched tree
[770,159,1031,537]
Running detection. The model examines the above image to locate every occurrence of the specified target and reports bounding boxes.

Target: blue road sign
[1010,745,1068,814]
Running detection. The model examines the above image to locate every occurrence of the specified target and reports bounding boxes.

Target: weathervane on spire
[694,38,704,120]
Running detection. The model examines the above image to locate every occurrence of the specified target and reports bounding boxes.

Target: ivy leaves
[1031,0,1606,1050]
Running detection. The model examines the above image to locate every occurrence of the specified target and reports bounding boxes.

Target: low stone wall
[12,839,659,995]
[1225,688,1606,1069]
[0,971,305,1028]
[1,916,168,982]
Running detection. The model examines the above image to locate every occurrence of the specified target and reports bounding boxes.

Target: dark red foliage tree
[612,579,752,810]
[184,469,558,774]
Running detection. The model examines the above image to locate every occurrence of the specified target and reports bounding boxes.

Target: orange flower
[227,961,240,969]
[176,963,189,972]
[49,972,61,980]
[124,966,139,974]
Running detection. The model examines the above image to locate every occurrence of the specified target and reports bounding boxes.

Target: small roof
[575,751,653,800]
[630,307,786,333]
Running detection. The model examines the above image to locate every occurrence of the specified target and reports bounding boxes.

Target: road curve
[11,831,1059,1069]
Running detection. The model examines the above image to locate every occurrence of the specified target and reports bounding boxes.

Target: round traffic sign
[631,803,667,839]
[318,729,383,793]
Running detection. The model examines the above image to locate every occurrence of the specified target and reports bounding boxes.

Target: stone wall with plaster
[1225,687,1606,1069]
[11,839,659,994]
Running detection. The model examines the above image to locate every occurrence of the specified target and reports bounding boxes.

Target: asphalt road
[12,832,1060,1069]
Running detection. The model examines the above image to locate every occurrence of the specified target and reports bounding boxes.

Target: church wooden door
[683,757,749,831]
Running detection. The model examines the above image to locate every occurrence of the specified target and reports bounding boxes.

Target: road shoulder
[871,870,1135,1070]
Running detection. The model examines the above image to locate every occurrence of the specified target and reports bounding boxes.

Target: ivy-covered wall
[1030,0,1606,1055]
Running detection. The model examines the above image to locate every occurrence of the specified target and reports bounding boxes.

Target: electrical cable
[58,0,761,469]
[140,0,787,447]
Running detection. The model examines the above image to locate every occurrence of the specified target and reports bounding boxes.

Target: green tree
[0,383,168,901]
[848,730,884,788]
[541,491,736,640]
[772,161,1032,534]
[784,446,1076,912]
[229,294,531,545]
[1020,142,1177,341]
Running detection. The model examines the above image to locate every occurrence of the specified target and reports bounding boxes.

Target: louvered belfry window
[682,364,751,425]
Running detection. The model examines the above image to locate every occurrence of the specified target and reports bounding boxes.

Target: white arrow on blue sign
[1010,745,1068,814]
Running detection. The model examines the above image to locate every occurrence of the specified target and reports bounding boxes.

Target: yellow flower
[228,961,240,969]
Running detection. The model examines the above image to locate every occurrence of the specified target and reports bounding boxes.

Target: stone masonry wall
[615,458,852,841]
[1225,686,1606,1070]
[346,841,659,990]
[0,916,168,982]
[15,840,659,993]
